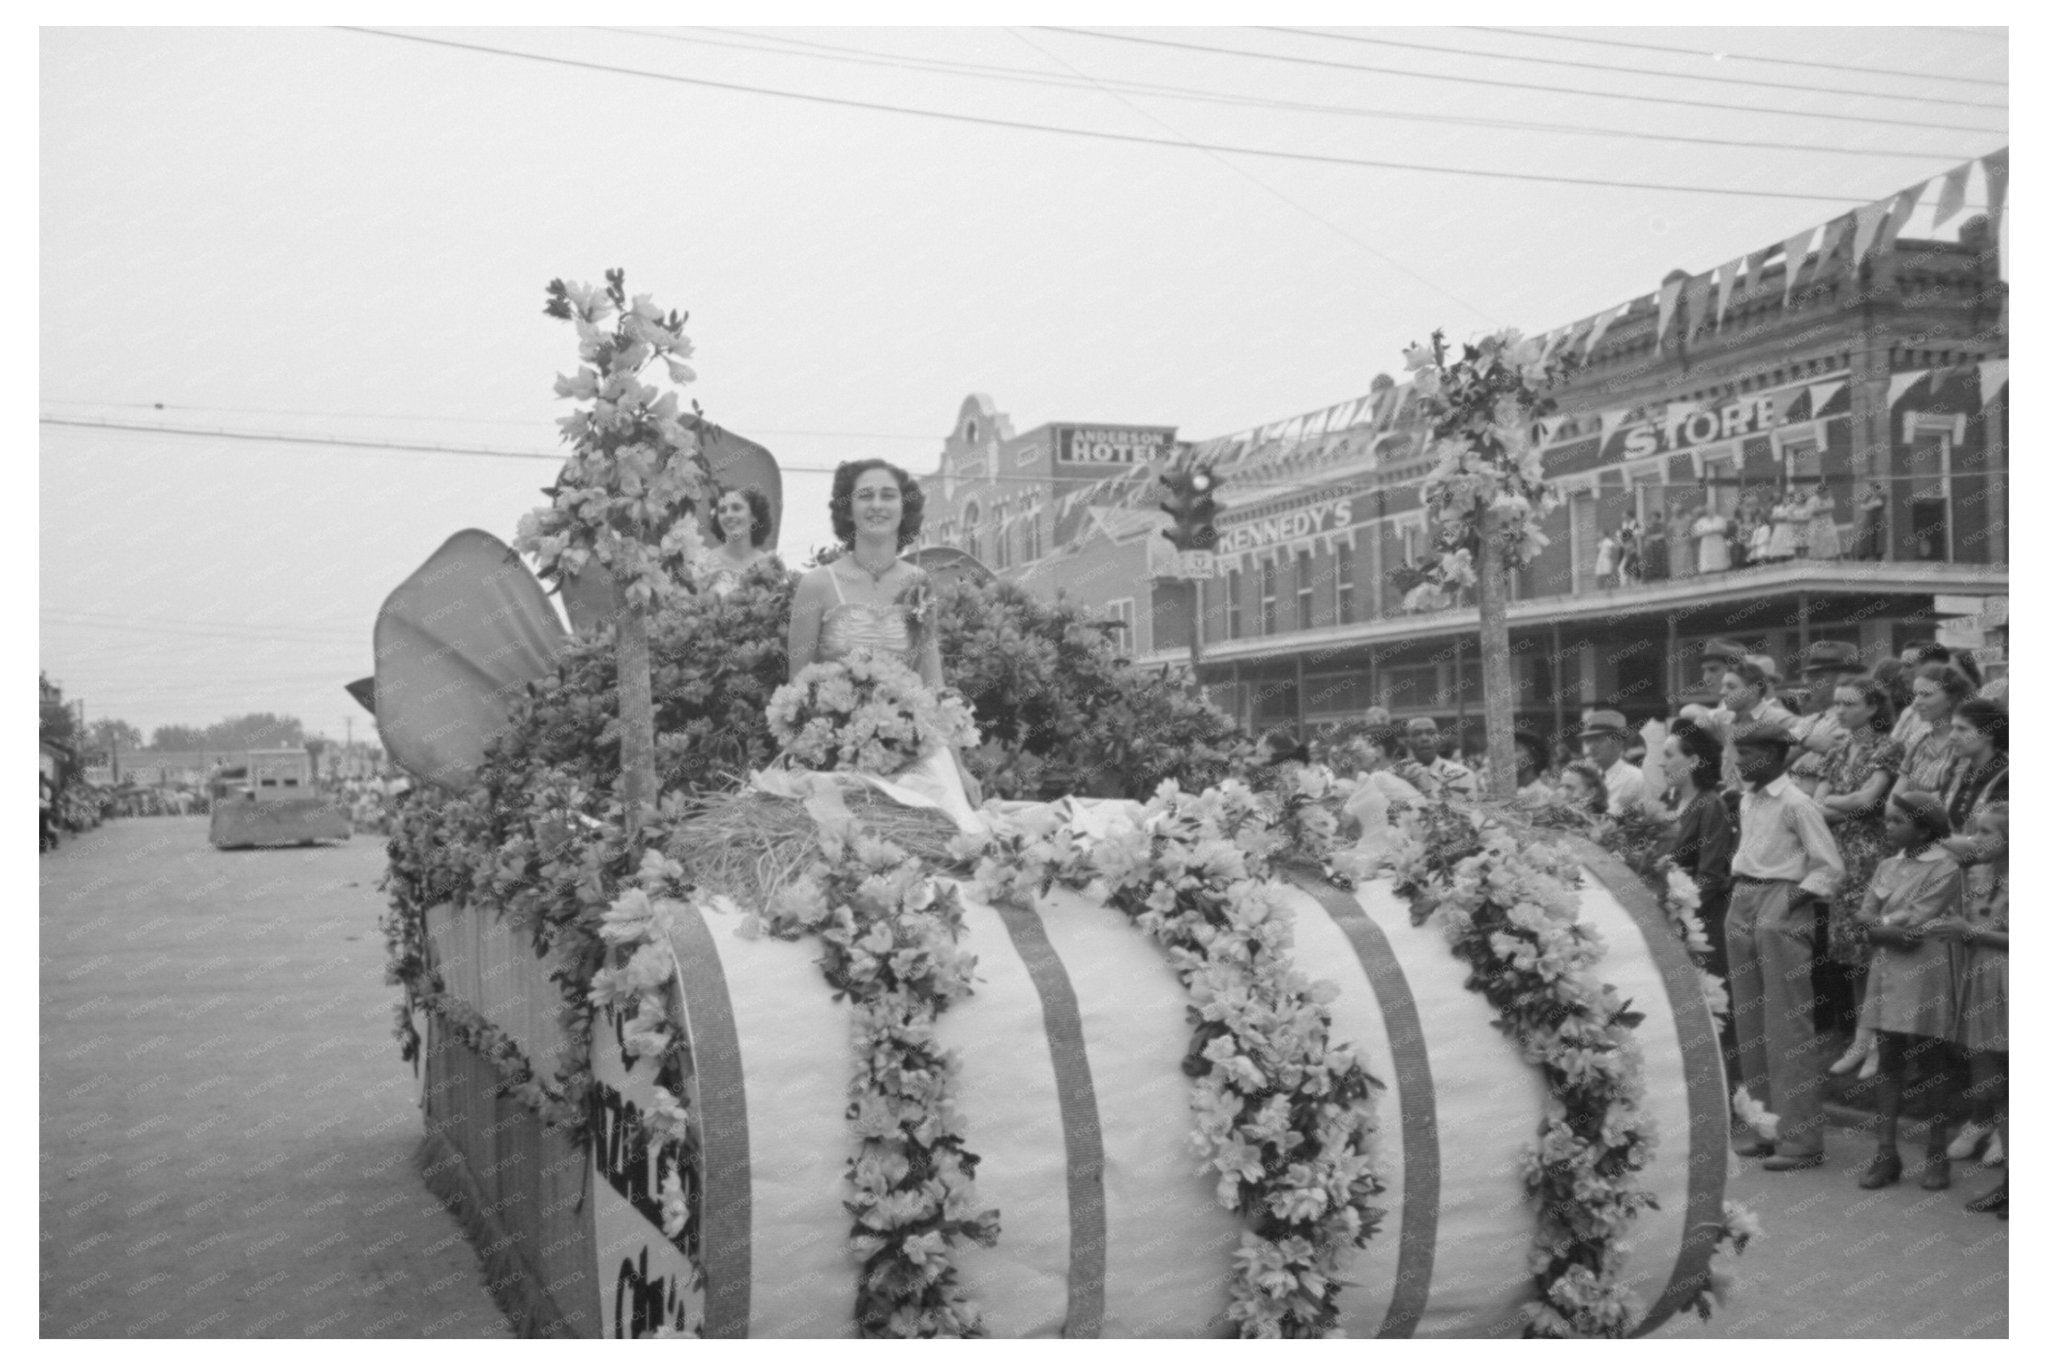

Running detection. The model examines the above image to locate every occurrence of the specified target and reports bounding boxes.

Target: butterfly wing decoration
[902,544,996,591]
[372,529,569,790]
[557,415,783,638]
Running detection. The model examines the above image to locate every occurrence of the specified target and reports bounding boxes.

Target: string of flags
[998,147,2009,555]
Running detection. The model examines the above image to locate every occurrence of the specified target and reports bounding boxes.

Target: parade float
[372,275,1751,1339]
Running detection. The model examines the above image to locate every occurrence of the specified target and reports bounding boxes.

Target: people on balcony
[1692,504,1732,574]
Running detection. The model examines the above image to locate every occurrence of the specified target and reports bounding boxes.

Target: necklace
[846,552,896,586]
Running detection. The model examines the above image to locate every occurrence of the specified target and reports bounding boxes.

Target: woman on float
[786,460,981,810]
[699,486,777,598]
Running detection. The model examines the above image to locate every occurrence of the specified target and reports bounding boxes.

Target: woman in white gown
[786,460,982,818]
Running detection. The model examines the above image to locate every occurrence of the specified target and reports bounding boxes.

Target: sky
[37,21,2011,747]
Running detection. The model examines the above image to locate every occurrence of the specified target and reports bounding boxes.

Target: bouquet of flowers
[766,650,980,777]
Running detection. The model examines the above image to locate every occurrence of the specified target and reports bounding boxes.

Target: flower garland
[756,786,999,1337]
[517,270,710,607]
[972,779,1386,1338]
[589,850,708,1256]
[766,651,980,778]
[1389,798,1657,1337]
[1404,327,1573,593]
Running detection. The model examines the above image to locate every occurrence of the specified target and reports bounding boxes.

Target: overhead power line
[1037,27,2007,135]
[338,27,1905,203]
[1470,24,2007,87]
[606,24,1978,161]
[1266,25,2005,105]
[39,397,937,442]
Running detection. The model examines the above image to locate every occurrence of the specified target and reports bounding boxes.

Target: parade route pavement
[40,817,511,1339]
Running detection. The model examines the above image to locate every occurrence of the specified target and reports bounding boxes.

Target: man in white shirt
[1577,710,1646,813]
[1726,723,1845,1170]
[1403,717,1476,798]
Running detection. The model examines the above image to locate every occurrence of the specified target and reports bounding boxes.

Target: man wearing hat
[1786,641,1863,794]
[1725,721,1845,1170]
[1699,638,1750,697]
[1579,710,1647,814]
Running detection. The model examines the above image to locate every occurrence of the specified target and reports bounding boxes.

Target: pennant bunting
[1931,161,1971,229]
[1978,360,2007,405]
[1654,277,1683,347]
[1981,147,2009,223]
[1888,370,1929,408]
[1875,182,1924,256]
[1780,226,1818,303]
[1714,255,1747,326]
[1814,216,1850,270]
[1850,198,1890,263]
[1583,306,1619,356]
[1600,408,1631,436]
[1807,379,1846,417]
[1682,271,1715,342]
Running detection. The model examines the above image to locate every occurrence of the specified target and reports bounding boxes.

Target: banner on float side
[590,1001,703,1339]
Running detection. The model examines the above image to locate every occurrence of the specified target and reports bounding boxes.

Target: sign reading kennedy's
[1055,425,1177,467]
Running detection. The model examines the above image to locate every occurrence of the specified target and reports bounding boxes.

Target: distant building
[919,194,2008,754]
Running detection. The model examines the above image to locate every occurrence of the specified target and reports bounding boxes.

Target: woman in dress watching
[698,486,777,598]
[1814,676,1903,1080]
[1895,664,1976,797]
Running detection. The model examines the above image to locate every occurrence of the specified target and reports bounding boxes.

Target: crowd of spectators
[1259,633,2008,1216]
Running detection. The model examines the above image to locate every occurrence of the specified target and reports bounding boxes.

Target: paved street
[39,817,510,1339]
[1660,1128,2008,1338]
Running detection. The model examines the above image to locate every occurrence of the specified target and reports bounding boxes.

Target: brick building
[921,158,2009,755]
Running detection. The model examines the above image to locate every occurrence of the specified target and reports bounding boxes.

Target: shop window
[1902,412,1962,562]
[1260,559,1279,635]
[1103,597,1134,640]
[1226,569,1243,640]
[1295,550,1316,629]
[1335,538,1357,624]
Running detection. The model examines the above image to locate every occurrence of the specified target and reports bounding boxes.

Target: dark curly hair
[829,459,924,551]
[1667,717,1724,792]
[1954,697,2008,753]
[709,485,773,548]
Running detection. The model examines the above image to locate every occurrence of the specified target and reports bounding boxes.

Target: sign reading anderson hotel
[1055,425,1176,466]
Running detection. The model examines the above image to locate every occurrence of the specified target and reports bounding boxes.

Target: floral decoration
[1404,328,1575,593]
[969,778,1386,1338]
[766,650,980,778]
[516,270,712,608]
[1389,797,1659,1337]
[755,787,1000,1337]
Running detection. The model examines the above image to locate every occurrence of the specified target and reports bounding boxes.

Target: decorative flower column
[517,270,710,845]
[1405,331,1573,800]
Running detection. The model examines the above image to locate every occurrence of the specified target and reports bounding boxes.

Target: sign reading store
[1604,373,1848,462]
[1055,424,1177,467]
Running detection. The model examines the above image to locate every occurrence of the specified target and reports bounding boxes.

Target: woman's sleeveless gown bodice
[818,602,917,669]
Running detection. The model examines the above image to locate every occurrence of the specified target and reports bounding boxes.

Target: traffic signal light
[1159,468,1225,552]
